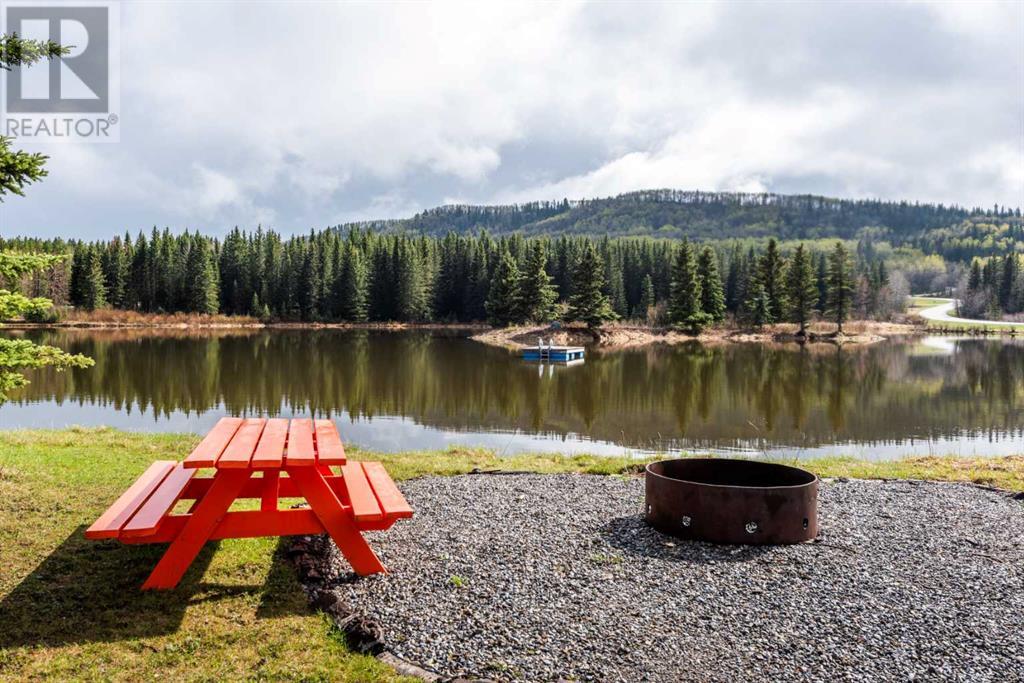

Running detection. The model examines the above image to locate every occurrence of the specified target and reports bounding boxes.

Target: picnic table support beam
[141,469,253,590]
[260,471,280,512]
[286,466,387,576]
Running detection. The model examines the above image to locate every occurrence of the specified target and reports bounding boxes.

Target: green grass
[923,317,1024,332]
[0,427,1021,681]
[908,296,950,308]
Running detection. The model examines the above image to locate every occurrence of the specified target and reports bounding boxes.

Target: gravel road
[918,299,1024,328]
[304,474,1024,682]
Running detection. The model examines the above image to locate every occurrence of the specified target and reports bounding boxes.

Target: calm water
[1,329,1022,460]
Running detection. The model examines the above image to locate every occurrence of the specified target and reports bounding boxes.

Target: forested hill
[383,189,1019,242]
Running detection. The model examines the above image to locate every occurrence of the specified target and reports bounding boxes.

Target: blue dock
[522,344,585,363]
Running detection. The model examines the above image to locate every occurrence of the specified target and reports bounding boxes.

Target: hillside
[378,189,1021,256]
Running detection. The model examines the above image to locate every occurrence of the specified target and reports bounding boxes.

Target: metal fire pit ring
[645,458,818,544]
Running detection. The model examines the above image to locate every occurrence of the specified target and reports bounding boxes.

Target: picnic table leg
[261,471,280,512]
[141,469,252,590]
[287,466,386,576]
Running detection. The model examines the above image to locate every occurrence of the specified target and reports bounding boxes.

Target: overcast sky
[2,0,1022,240]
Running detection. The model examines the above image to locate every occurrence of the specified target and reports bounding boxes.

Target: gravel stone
[305,474,1024,682]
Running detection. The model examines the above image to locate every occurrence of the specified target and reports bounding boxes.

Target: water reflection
[1,329,1021,459]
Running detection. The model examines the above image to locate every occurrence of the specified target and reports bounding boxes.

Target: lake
[1,328,1021,460]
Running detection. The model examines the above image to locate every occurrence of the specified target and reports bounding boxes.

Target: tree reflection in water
[4,329,1022,454]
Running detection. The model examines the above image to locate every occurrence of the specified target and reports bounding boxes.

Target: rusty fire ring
[645,458,818,544]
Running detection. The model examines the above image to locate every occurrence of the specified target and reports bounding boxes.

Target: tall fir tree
[338,241,369,322]
[748,282,773,328]
[815,252,829,313]
[784,244,818,335]
[81,246,108,311]
[637,273,655,319]
[696,246,726,322]
[826,241,854,334]
[966,259,982,292]
[998,254,1016,311]
[758,238,787,322]
[518,240,558,322]
[567,243,616,327]
[485,249,523,326]
[184,237,219,314]
[724,245,743,312]
[668,241,707,332]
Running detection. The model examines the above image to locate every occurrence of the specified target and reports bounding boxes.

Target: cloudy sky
[2,0,1022,239]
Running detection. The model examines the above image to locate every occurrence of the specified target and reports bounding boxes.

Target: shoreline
[470,320,923,350]
[3,313,1018,350]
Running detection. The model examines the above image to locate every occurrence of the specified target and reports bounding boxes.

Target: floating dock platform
[522,345,585,362]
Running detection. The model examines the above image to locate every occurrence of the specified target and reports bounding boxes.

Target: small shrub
[23,304,60,323]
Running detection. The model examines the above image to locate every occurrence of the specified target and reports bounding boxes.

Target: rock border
[287,535,493,683]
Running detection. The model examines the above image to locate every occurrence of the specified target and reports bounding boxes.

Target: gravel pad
[309,474,1024,682]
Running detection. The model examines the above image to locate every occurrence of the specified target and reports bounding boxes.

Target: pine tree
[967,259,982,292]
[998,254,1016,311]
[759,238,787,322]
[338,241,369,322]
[81,246,108,311]
[826,241,854,334]
[637,273,655,319]
[393,239,429,321]
[103,238,129,308]
[815,252,828,312]
[696,246,726,323]
[518,241,558,322]
[668,241,708,333]
[724,245,743,312]
[784,244,818,335]
[485,249,523,326]
[183,237,219,314]
[567,243,616,328]
[748,283,773,328]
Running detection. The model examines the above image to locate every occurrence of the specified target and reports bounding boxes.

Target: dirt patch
[473,320,922,351]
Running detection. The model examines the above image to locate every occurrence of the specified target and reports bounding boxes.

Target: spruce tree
[784,244,818,335]
[184,238,219,314]
[518,241,558,322]
[567,243,616,328]
[815,252,828,312]
[338,241,369,322]
[81,247,108,310]
[485,249,523,326]
[393,239,428,321]
[998,254,1016,312]
[759,238,786,322]
[724,245,743,312]
[668,241,708,333]
[696,246,726,323]
[637,273,655,319]
[826,242,854,334]
[748,283,773,328]
[966,259,982,292]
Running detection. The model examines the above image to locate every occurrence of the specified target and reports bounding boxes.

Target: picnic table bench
[86,417,413,590]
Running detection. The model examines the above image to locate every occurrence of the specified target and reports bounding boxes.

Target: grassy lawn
[908,296,950,309]
[923,317,1024,332]
[0,428,1021,681]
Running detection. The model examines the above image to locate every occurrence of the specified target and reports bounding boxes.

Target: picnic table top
[184,417,345,470]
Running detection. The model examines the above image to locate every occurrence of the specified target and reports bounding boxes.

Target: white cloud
[2,0,1020,238]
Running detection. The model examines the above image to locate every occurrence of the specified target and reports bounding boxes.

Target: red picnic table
[86,417,413,590]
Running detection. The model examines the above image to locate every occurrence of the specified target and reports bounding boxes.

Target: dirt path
[919,298,1024,328]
